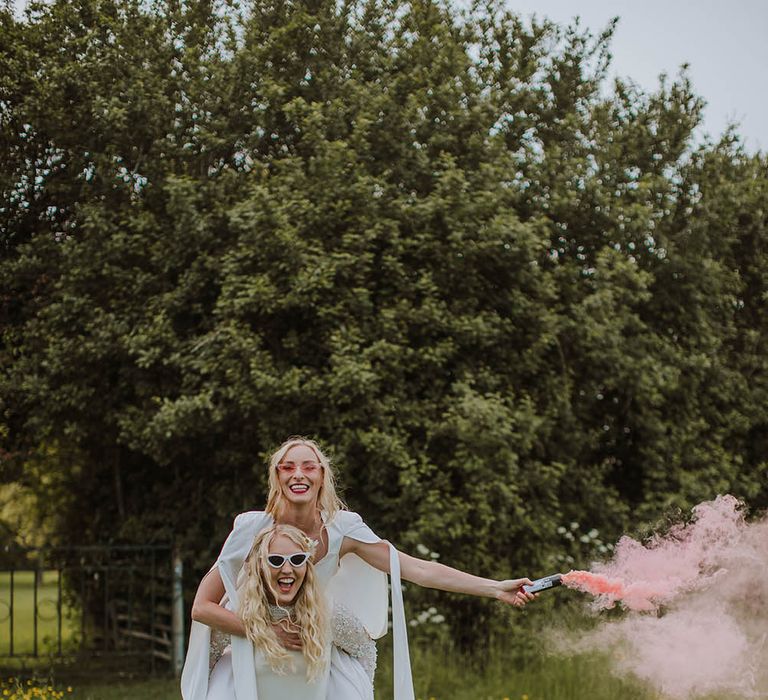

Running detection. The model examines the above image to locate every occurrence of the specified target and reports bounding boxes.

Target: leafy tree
[1,0,766,644]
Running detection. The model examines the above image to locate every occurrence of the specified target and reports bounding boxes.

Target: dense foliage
[2,0,766,641]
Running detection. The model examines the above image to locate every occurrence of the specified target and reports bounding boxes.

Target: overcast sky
[509,0,767,152]
[11,0,767,152]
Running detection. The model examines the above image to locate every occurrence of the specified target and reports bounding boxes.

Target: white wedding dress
[207,647,329,700]
[205,603,374,700]
[181,510,414,700]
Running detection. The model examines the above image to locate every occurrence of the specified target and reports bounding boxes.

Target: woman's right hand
[494,578,536,606]
[273,619,303,650]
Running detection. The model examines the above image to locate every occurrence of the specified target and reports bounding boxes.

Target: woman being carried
[207,523,334,699]
[182,437,536,700]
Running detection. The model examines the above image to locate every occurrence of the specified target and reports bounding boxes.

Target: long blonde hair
[239,524,329,680]
[265,437,345,521]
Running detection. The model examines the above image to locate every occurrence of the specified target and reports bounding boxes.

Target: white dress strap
[388,543,415,700]
[181,619,212,699]
[181,511,272,700]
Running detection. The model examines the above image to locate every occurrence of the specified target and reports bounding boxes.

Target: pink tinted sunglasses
[276,461,322,475]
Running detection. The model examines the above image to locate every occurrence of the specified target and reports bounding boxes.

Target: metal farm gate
[0,544,184,675]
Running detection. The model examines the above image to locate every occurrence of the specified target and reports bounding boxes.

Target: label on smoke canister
[523,574,563,594]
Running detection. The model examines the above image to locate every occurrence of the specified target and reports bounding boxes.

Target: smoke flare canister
[523,574,563,594]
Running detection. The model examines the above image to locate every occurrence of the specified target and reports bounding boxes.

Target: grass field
[2,646,663,700]
[0,677,176,700]
[77,644,751,700]
[69,679,178,700]
[3,648,748,700]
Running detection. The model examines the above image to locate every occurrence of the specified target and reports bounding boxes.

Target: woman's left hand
[494,578,536,607]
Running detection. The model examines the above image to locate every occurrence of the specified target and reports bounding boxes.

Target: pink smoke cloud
[557,495,768,698]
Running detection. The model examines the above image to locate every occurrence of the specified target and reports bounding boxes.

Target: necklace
[268,603,295,622]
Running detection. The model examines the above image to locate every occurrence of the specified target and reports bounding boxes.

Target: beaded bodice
[331,602,377,680]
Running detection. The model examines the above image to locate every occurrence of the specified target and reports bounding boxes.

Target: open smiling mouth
[277,577,295,593]
[289,484,309,494]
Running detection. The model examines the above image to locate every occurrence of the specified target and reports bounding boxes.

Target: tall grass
[374,643,658,700]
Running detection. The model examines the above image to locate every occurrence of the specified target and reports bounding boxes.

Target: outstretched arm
[340,538,535,607]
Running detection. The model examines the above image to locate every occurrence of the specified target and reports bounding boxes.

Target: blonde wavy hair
[265,437,345,521]
[239,524,329,681]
